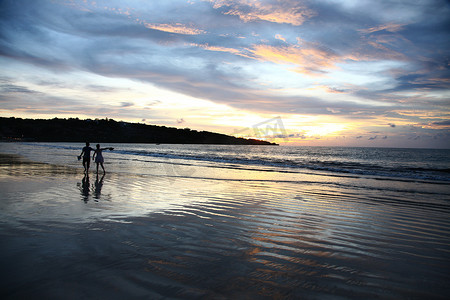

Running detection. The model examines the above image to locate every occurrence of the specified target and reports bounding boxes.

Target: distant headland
[0,117,278,145]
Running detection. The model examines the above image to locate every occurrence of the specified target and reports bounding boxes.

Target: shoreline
[1,142,449,184]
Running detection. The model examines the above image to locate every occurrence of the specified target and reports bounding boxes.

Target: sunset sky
[1,0,449,148]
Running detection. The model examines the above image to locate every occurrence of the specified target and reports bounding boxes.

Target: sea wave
[113,148,450,182]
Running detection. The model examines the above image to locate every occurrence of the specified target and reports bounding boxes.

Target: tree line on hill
[0,117,277,145]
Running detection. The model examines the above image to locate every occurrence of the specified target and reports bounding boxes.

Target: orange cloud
[208,0,315,26]
[275,34,286,42]
[191,43,245,56]
[145,23,206,35]
[247,43,340,75]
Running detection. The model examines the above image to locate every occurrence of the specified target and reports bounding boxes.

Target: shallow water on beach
[1,143,449,299]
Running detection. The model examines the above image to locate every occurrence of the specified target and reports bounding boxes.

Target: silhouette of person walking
[79,142,94,174]
[93,144,114,174]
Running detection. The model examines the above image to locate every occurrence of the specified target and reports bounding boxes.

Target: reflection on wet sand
[80,174,90,203]
[1,152,449,299]
[78,174,105,202]
[0,153,78,179]
[94,174,105,200]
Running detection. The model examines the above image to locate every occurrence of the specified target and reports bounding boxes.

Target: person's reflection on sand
[94,173,105,200]
[79,174,90,203]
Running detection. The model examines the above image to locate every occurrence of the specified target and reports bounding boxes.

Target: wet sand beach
[1,145,450,299]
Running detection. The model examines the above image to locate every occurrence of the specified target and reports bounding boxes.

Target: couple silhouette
[78,142,114,174]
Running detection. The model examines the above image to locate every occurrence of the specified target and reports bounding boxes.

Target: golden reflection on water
[0,154,78,180]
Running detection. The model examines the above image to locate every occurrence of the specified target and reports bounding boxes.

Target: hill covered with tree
[0,117,277,145]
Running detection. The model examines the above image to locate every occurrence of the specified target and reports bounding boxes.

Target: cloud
[144,23,206,35]
[326,108,341,114]
[147,100,161,106]
[315,85,347,94]
[190,43,245,56]
[275,34,286,42]
[271,133,306,140]
[85,85,125,93]
[247,42,342,75]
[207,0,316,25]
[428,120,450,129]
[0,83,39,94]
[359,23,406,34]
[120,102,134,107]
[432,120,450,126]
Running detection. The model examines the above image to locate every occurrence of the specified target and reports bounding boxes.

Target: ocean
[1,142,449,299]
[5,142,450,181]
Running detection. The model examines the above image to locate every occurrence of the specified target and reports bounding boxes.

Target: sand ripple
[1,160,449,299]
